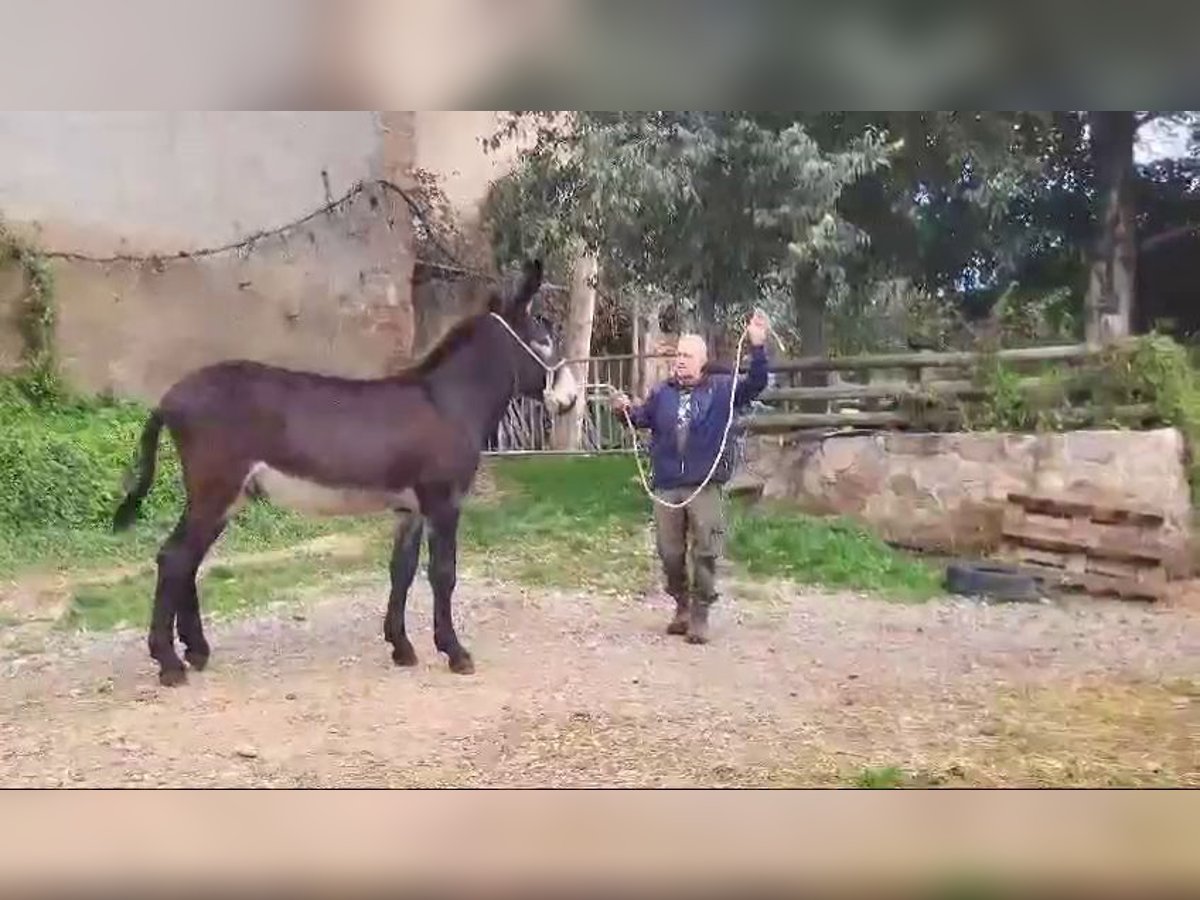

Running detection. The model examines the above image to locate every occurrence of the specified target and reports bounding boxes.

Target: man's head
[672,333,708,387]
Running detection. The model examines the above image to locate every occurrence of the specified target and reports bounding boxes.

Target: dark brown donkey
[111,259,578,686]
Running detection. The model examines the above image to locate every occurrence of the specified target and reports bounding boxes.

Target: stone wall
[749,428,1194,570]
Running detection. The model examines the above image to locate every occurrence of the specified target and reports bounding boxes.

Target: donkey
[111,259,578,686]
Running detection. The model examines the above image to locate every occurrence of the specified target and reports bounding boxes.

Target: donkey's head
[488,259,579,415]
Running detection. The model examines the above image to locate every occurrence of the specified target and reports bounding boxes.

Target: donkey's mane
[391,263,539,383]
[393,312,492,382]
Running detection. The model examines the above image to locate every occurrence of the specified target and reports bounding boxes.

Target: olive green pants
[652,483,727,608]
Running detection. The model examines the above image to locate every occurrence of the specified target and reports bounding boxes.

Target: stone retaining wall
[747,428,1194,572]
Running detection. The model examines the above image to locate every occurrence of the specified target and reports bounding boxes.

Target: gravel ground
[1,576,1197,787]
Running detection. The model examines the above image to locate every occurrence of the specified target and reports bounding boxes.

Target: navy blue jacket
[628,344,770,491]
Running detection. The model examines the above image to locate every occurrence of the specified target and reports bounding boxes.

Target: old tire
[944,561,1041,603]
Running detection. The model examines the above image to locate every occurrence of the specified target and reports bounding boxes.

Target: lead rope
[489,310,786,510]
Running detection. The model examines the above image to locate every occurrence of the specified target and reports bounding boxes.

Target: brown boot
[666,597,690,635]
[685,601,710,644]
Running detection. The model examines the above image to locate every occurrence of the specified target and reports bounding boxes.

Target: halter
[488,311,566,409]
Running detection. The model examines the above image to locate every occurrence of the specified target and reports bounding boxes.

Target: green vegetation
[461,456,944,601]
[851,765,909,788]
[0,378,374,581]
[1,219,60,403]
[8,334,1200,634]
[0,382,947,632]
[727,501,943,600]
[61,550,385,633]
[958,333,1200,500]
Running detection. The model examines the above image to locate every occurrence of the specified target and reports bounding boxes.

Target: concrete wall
[0,111,416,402]
[0,112,384,256]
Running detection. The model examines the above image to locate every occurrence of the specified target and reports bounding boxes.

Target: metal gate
[483,352,751,472]
[484,354,671,456]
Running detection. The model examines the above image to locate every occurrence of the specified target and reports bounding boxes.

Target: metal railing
[484,354,673,455]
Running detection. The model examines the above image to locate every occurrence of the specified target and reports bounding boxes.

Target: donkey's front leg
[425,501,473,675]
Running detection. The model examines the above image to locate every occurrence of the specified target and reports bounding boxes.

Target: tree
[804,111,1200,347]
[1083,111,1138,344]
[482,111,894,363]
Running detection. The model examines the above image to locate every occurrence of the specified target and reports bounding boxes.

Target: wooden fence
[485,341,1153,454]
[740,341,1153,433]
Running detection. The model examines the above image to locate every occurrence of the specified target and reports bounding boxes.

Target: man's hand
[611,391,632,416]
[747,310,769,347]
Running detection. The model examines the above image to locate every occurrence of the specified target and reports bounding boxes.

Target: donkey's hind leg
[175,513,231,673]
[384,512,424,667]
[149,515,191,686]
[150,479,242,686]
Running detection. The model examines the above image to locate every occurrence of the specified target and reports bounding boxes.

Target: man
[612,312,770,644]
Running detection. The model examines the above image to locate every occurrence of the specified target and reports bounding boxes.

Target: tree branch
[1140,223,1200,253]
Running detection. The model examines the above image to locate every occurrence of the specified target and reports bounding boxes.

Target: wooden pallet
[997,491,1170,601]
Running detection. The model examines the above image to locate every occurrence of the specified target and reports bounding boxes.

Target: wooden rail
[733,341,1140,435]
[495,341,1151,450]
[737,342,1100,375]
[760,379,982,403]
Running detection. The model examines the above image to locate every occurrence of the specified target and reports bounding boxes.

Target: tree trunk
[792,263,829,413]
[550,249,598,450]
[1084,110,1138,345]
[633,294,666,399]
[697,282,724,358]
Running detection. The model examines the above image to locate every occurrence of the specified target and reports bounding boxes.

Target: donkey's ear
[512,258,544,314]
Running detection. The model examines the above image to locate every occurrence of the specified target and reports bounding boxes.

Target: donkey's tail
[112,410,165,532]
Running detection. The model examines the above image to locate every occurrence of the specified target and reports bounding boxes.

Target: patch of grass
[62,547,383,633]
[459,456,658,594]
[851,765,909,788]
[0,374,383,580]
[726,500,944,601]
[0,503,377,583]
[463,456,944,600]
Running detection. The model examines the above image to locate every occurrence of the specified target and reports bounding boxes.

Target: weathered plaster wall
[0,111,416,401]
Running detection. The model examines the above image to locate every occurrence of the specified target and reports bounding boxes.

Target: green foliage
[951,333,1200,500]
[964,355,1070,434]
[852,766,909,789]
[1105,334,1200,500]
[0,379,352,578]
[727,502,944,601]
[1,220,63,402]
[482,112,895,340]
[465,456,943,601]
[0,384,179,532]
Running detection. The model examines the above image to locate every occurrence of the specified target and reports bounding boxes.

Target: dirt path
[1,575,1197,787]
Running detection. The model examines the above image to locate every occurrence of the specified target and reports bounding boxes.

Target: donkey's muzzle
[545,364,580,415]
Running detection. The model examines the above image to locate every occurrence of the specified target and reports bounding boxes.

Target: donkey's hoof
[184,650,210,672]
[448,653,475,675]
[391,642,419,667]
[159,667,188,687]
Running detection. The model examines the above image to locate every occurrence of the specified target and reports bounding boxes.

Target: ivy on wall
[1,219,61,402]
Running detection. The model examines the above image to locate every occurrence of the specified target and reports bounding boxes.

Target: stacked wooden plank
[997,491,1170,601]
